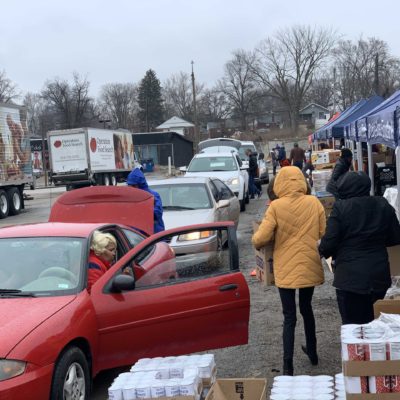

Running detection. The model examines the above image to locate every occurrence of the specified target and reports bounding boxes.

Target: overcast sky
[2,0,400,97]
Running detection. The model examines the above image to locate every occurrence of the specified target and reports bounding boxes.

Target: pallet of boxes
[252,221,274,286]
[108,353,267,400]
[311,150,340,218]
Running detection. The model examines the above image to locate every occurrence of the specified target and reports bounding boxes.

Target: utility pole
[374,53,380,96]
[332,67,337,115]
[191,60,199,150]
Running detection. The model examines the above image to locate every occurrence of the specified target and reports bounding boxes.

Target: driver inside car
[87,231,117,293]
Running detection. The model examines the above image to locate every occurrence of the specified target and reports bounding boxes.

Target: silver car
[150,176,240,229]
[149,177,240,259]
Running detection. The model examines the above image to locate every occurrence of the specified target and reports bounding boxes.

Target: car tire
[110,174,117,186]
[240,198,246,212]
[0,190,9,219]
[7,187,22,216]
[50,346,90,400]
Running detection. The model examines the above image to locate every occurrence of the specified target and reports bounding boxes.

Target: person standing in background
[289,143,306,170]
[326,148,353,199]
[246,148,262,199]
[270,149,278,176]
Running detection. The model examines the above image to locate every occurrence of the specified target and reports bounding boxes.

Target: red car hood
[0,296,76,358]
[49,186,154,235]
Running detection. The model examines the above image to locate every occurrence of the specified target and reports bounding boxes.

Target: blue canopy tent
[352,90,400,195]
[337,96,384,140]
[314,102,361,141]
[327,99,367,139]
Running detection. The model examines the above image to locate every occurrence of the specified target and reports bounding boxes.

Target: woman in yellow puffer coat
[252,166,326,376]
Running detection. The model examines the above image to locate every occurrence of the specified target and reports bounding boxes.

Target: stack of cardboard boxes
[311,149,341,170]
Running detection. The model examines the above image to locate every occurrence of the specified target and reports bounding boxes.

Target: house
[299,103,330,126]
[156,116,195,137]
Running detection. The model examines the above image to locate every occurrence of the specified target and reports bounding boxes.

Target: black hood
[337,171,371,200]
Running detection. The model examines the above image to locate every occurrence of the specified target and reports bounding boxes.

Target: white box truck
[48,128,142,190]
[0,103,33,218]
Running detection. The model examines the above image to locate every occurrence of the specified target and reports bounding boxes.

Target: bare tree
[23,92,47,135]
[333,38,400,108]
[199,88,231,122]
[304,70,334,108]
[252,25,336,133]
[0,70,19,103]
[99,83,138,130]
[41,73,96,129]
[219,49,260,130]
[163,72,203,121]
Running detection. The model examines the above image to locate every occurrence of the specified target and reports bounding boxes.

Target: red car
[0,187,250,399]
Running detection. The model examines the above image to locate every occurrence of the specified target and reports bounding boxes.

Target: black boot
[283,359,294,376]
[301,345,318,365]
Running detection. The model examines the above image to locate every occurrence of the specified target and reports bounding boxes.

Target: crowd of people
[253,142,400,376]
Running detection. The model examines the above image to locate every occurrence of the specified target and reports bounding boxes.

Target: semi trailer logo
[90,137,97,152]
[53,140,62,148]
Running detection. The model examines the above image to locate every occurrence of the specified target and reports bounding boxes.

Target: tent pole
[395,146,400,219]
[356,142,363,172]
[367,143,374,196]
[350,141,355,170]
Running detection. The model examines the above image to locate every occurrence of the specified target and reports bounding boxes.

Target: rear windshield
[188,156,237,172]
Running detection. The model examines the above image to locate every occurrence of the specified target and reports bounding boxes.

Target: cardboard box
[252,221,275,286]
[374,299,400,319]
[343,360,400,399]
[312,150,340,165]
[205,379,266,400]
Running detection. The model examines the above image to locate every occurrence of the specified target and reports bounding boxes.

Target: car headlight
[226,178,239,185]
[0,359,26,381]
[178,230,214,241]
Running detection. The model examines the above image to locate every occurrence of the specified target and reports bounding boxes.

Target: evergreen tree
[138,69,164,131]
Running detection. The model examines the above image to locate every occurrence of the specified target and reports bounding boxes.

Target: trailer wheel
[7,187,22,216]
[0,190,9,219]
[110,174,117,186]
[103,174,111,186]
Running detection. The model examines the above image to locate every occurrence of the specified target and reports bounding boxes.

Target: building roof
[156,116,194,129]
[299,103,329,114]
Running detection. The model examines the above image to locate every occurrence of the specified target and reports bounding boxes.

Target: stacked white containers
[270,375,335,399]
[108,354,216,400]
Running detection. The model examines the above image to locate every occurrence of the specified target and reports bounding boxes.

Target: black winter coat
[248,153,258,176]
[319,172,400,294]
[326,157,352,198]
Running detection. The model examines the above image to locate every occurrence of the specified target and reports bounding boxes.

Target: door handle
[219,284,238,292]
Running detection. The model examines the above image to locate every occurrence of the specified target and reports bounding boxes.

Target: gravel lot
[2,179,344,398]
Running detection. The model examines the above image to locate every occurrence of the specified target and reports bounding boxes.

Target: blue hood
[127,168,148,189]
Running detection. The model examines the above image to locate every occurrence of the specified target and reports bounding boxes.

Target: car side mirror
[179,166,187,173]
[217,199,230,209]
[111,273,135,293]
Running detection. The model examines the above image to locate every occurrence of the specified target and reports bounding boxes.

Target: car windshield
[188,156,237,172]
[238,145,256,160]
[152,183,212,210]
[0,237,85,296]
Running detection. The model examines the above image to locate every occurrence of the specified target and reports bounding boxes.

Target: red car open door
[90,222,250,373]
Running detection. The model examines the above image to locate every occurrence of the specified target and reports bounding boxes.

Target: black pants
[293,161,303,170]
[336,289,386,325]
[278,287,316,361]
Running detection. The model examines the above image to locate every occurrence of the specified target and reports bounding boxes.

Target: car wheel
[245,189,249,204]
[7,187,22,215]
[240,198,246,212]
[0,190,9,219]
[103,174,111,186]
[50,347,90,400]
[110,174,117,186]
